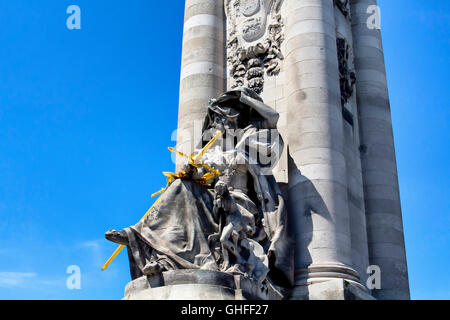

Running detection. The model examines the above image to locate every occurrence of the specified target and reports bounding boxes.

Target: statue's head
[200,88,283,174]
[209,105,241,132]
[204,87,264,134]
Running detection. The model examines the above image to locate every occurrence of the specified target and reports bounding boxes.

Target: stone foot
[105,229,129,246]
[143,262,163,276]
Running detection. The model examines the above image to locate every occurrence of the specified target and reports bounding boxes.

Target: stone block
[291,279,374,300]
[123,270,284,300]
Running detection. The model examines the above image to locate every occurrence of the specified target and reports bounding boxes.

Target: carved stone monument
[107,88,294,300]
[173,0,410,300]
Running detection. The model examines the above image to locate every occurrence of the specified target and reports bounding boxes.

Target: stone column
[334,4,371,289]
[285,0,363,297]
[176,0,226,170]
[350,0,410,299]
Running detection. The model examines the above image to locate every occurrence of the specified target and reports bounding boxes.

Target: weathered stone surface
[291,279,375,300]
[351,2,411,296]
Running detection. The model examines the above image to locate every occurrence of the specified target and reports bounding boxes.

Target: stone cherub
[214,179,256,270]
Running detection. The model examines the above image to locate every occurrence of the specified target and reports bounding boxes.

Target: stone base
[123,269,284,300]
[291,279,375,300]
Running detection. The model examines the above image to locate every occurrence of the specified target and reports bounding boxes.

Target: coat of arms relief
[225,0,284,94]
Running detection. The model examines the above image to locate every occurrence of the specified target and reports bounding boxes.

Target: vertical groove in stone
[350,0,410,300]
[285,0,359,291]
[176,0,226,170]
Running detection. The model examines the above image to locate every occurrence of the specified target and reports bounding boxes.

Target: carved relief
[334,0,351,21]
[225,0,284,94]
[337,37,356,106]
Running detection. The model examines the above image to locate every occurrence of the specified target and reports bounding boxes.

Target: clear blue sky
[0,0,448,300]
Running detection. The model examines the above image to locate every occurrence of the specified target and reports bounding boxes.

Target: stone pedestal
[291,279,375,300]
[123,270,283,300]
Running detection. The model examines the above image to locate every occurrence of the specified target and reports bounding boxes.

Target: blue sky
[0,0,448,300]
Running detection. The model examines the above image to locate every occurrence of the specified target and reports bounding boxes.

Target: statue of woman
[105,88,293,289]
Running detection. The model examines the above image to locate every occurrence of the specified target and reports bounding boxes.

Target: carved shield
[240,0,273,42]
[242,0,261,17]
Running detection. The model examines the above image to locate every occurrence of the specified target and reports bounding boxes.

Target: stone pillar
[176,0,226,169]
[285,0,363,297]
[350,0,410,299]
[334,3,371,289]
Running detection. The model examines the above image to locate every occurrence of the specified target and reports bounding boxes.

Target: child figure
[214,177,257,272]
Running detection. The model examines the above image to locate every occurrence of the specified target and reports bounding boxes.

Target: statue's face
[211,107,240,132]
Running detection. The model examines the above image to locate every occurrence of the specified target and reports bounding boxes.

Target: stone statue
[105,88,294,294]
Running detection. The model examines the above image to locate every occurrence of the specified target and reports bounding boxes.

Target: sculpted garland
[334,0,351,20]
[337,37,356,106]
[226,0,284,94]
